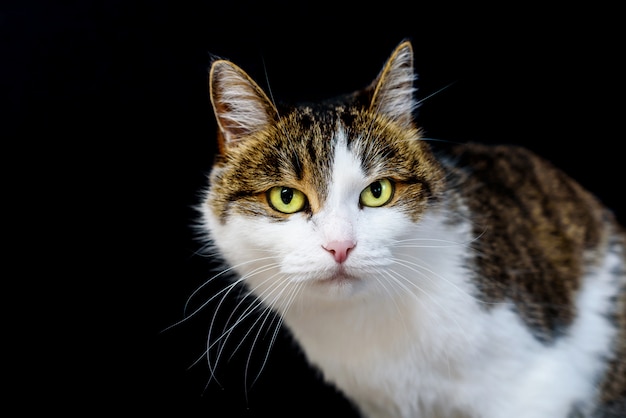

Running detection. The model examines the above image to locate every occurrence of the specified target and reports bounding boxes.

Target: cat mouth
[316,268,360,285]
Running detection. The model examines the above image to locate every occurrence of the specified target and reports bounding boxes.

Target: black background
[6,1,624,416]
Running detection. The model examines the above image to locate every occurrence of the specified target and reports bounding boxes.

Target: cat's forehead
[287,102,359,130]
[281,103,418,168]
[281,99,387,148]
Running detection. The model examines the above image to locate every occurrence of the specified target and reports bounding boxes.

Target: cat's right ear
[368,41,417,129]
[209,60,278,153]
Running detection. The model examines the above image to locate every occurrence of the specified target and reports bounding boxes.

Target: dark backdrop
[6,1,623,416]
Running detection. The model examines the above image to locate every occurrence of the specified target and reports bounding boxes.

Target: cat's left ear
[369,41,417,129]
[209,59,279,153]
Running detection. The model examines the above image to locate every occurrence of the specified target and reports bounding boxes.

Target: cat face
[202,41,445,306]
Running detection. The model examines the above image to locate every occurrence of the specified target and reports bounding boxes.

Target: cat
[198,40,626,417]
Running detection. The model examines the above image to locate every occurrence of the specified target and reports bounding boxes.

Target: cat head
[202,41,445,305]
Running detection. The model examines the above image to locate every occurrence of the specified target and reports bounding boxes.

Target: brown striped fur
[445,144,606,341]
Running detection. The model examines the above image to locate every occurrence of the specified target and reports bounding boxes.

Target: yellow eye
[360,178,394,207]
[267,187,307,214]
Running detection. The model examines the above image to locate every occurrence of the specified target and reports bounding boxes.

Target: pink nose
[323,240,355,263]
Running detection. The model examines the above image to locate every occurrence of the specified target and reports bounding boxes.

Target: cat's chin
[317,270,359,285]
[312,267,364,292]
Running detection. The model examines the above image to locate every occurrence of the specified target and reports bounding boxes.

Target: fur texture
[200,41,626,417]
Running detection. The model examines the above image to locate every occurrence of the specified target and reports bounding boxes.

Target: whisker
[186,262,281,383]
[381,267,459,379]
[241,286,285,399]
[206,265,282,370]
[418,137,462,145]
[414,81,457,107]
[391,255,496,307]
[371,271,412,333]
[392,236,479,249]
[246,278,304,389]
[222,272,287,363]
[383,265,474,348]
[184,257,277,315]
[161,257,278,333]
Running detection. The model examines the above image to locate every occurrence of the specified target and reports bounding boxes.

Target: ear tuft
[369,41,417,128]
[209,60,278,152]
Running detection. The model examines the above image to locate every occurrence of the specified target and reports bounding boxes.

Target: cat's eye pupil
[370,182,382,198]
[281,188,294,204]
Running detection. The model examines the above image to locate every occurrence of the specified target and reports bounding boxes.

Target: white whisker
[205,265,282,367]
[247,278,305,388]
[391,249,498,308]
[161,257,278,334]
[383,264,474,348]
[414,81,457,107]
[183,262,282,383]
[392,236,477,249]
[184,257,276,315]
